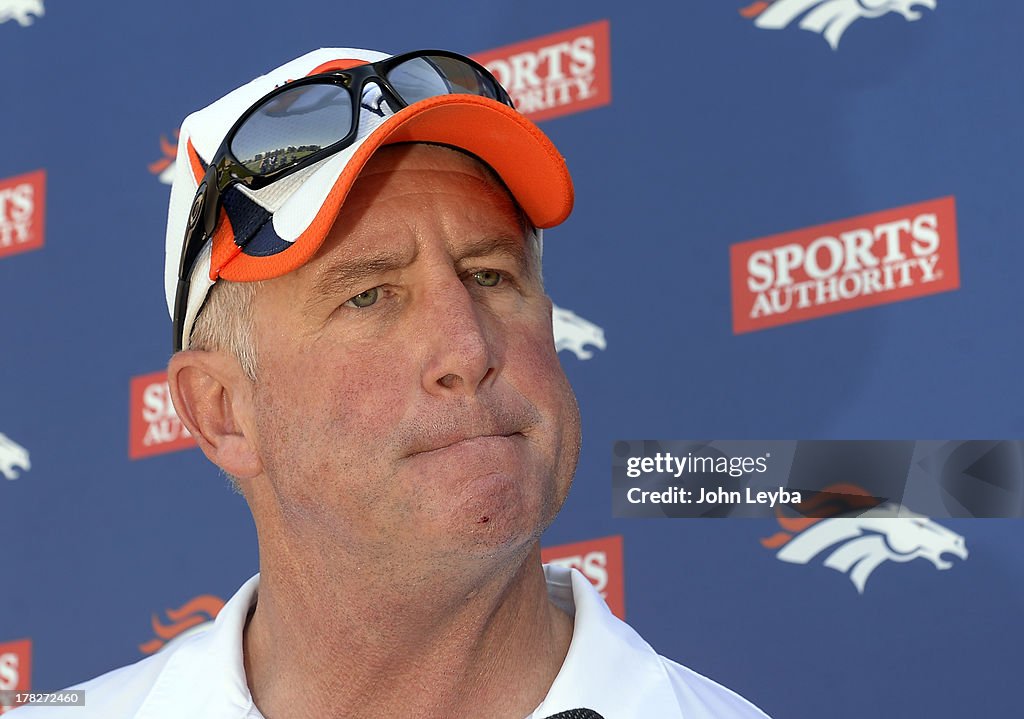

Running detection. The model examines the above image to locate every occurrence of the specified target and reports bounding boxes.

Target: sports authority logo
[542,535,624,618]
[473,20,611,122]
[0,0,43,27]
[0,639,31,715]
[552,304,606,360]
[0,170,45,260]
[730,196,958,333]
[0,433,29,480]
[139,594,225,655]
[149,131,179,185]
[129,371,196,459]
[740,0,936,49]
[761,484,968,593]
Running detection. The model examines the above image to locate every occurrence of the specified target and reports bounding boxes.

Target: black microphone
[542,711,605,719]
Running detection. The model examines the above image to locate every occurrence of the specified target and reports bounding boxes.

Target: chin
[433,474,556,556]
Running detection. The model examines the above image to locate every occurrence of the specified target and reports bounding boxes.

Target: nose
[419,277,498,396]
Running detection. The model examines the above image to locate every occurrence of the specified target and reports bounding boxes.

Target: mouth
[402,401,540,461]
[410,432,522,458]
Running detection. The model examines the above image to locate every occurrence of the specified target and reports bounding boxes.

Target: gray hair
[188,279,261,380]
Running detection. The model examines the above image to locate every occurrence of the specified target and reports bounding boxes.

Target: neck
[243,527,573,719]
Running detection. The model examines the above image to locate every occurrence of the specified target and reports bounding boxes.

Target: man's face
[245,144,581,567]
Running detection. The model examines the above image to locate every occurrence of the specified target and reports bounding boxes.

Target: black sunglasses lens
[230,83,354,175]
[387,55,502,105]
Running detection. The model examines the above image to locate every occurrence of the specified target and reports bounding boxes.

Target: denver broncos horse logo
[740,0,936,49]
[762,484,967,593]
[0,0,43,27]
[552,304,606,360]
[0,432,30,480]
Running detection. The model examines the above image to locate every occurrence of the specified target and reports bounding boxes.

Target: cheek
[252,337,413,477]
[502,309,564,392]
[505,312,582,449]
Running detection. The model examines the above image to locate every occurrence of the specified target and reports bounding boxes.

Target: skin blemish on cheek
[477,516,490,524]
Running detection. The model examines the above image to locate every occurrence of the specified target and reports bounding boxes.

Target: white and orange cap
[165,47,574,350]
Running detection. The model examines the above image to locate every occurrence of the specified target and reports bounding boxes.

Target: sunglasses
[173,49,512,351]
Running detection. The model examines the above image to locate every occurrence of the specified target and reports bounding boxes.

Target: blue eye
[474,270,501,287]
[346,287,379,308]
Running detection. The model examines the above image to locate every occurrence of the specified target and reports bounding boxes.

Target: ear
[167,350,262,480]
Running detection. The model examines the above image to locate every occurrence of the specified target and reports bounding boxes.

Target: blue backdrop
[2,2,1022,717]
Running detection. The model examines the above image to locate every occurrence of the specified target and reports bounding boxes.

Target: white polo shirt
[15,566,770,718]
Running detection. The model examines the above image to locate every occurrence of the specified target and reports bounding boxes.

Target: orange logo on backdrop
[0,638,31,715]
[542,534,624,619]
[149,131,179,185]
[139,594,225,655]
[473,20,612,123]
[0,170,45,260]
[730,196,959,333]
[129,370,196,459]
[760,483,880,549]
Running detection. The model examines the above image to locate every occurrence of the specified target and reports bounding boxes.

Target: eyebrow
[305,249,415,309]
[454,234,531,271]
[304,232,535,310]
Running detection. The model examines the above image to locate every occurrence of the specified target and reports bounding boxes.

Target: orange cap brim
[216,94,573,283]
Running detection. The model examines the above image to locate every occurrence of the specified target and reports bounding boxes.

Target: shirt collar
[135,574,259,719]
[133,567,683,719]
[531,565,684,719]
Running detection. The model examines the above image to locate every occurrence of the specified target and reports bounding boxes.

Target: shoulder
[11,574,261,719]
[8,643,183,719]
[657,656,772,719]
[539,564,772,718]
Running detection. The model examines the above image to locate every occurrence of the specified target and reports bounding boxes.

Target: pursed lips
[408,431,522,458]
